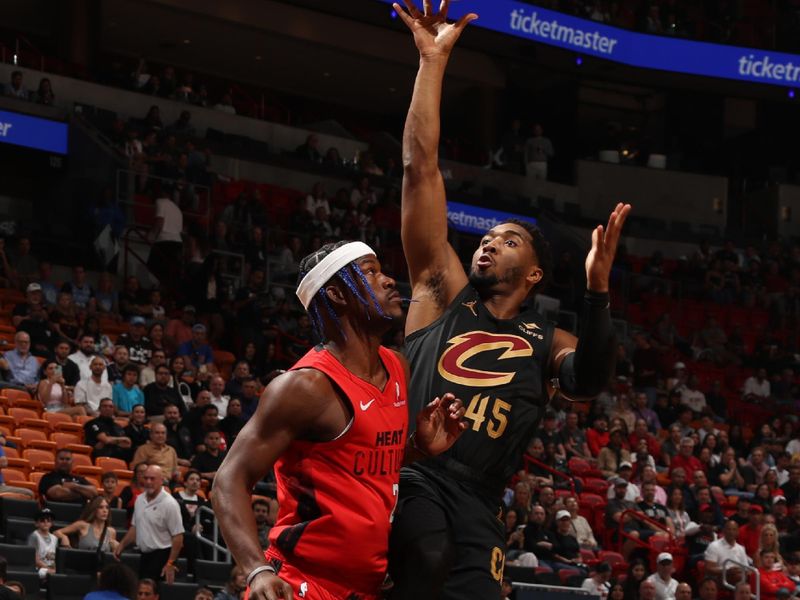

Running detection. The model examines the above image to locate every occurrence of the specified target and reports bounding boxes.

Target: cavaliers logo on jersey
[437,331,534,387]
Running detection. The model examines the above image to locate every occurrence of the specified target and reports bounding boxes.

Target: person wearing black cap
[581,562,611,599]
[117,316,153,366]
[28,509,57,580]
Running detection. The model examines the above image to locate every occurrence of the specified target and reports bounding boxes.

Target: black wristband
[584,290,610,307]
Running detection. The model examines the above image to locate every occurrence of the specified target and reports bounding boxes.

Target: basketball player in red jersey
[212,240,466,600]
[389,2,631,598]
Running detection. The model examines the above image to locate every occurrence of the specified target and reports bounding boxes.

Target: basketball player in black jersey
[388,2,631,599]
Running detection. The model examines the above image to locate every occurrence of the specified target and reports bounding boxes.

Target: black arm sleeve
[558,290,617,398]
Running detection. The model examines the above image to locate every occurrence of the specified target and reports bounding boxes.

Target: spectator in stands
[74,355,112,416]
[639,482,675,535]
[124,405,151,459]
[4,71,28,100]
[118,276,150,320]
[522,504,555,564]
[85,397,132,460]
[62,265,94,310]
[50,290,81,344]
[167,305,196,347]
[53,496,118,551]
[743,368,771,403]
[118,316,153,366]
[670,437,704,476]
[178,324,215,383]
[0,331,39,392]
[85,562,138,600]
[137,579,159,600]
[274,236,303,283]
[112,364,144,417]
[100,471,122,510]
[782,465,800,504]
[120,462,148,519]
[132,423,179,482]
[218,397,245,448]
[598,427,632,478]
[296,134,322,163]
[622,559,649,600]
[747,446,770,486]
[711,447,746,494]
[697,577,719,600]
[173,469,210,574]
[252,497,277,551]
[758,550,795,600]
[9,237,38,289]
[647,552,678,600]
[705,519,749,580]
[95,272,118,317]
[39,448,98,504]
[633,391,662,432]
[207,375,228,418]
[163,403,192,464]
[588,415,610,457]
[144,365,185,418]
[213,92,236,115]
[12,282,45,329]
[561,411,591,460]
[44,340,80,387]
[28,508,57,580]
[69,334,104,383]
[115,465,184,583]
[524,123,555,181]
[37,360,86,416]
[214,565,247,600]
[665,487,695,540]
[169,110,195,137]
[148,186,183,288]
[140,349,167,389]
[3,580,23,600]
[738,504,764,556]
[235,376,262,420]
[563,495,597,549]
[581,562,612,600]
[191,429,226,485]
[551,509,588,575]
[681,375,708,415]
[676,583,692,600]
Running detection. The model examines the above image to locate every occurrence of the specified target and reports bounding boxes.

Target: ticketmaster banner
[447,200,537,236]
[0,109,68,154]
[382,0,800,88]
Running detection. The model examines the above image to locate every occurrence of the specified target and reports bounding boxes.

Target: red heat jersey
[266,345,408,596]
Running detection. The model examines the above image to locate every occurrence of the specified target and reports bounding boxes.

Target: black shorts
[390,463,505,600]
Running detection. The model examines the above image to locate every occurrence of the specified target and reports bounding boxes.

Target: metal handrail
[522,454,577,496]
[721,558,759,600]
[194,504,231,563]
[616,508,676,553]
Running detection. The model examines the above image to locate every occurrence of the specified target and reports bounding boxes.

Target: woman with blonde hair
[54,496,118,552]
[213,565,246,600]
[755,524,784,569]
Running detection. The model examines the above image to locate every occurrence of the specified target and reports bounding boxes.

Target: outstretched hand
[415,392,467,456]
[392,0,478,61]
[585,202,631,292]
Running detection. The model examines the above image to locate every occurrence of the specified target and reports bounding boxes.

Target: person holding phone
[38,360,86,416]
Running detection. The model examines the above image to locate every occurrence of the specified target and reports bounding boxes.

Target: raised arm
[395,1,477,334]
[212,371,341,600]
[549,203,631,400]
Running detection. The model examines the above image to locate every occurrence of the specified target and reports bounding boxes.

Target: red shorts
[243,550,380,600]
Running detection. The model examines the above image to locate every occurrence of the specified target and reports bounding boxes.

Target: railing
[194,504,231,563]
[121,225,156,284]
[616,508,677,556]
[115,169,211,233]
[522,454,577,497]
[721,558,759,600]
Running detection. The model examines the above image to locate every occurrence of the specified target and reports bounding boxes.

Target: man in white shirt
[743,368,770,402]
[73,356,113,415]
[140,349,168,389]
[647,552,678,600]
[69,334,108,384]
[581,562,611,599]
[209,375,229,418]
[704,520,749,580]
[115,465,184,583]
[148,191,183,286]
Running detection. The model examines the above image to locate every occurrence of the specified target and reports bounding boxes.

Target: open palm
[393,0,478,60]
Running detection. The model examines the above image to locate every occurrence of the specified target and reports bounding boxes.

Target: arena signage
[446,200,537,236]
[383,0,800,88]
[0,110,68,155]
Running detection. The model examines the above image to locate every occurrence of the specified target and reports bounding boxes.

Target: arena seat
[52,430,85,446]
[195,559,235,587]
[158,583,198,600]
[0,542,34,567]
[6,569,40,599]
[16,428,56,452]
[22,449,55,471]
[46,573,95,600]
[95,457,128,471]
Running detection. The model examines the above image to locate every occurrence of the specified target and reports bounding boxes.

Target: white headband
[296,242,376,309]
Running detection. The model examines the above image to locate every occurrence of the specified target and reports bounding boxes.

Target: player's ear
[527,266,543,286]
[324,283,347,307]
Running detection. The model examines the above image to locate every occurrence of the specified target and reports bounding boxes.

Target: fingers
[604,203,631,253]
[423,0,433,16]
[455,12,479,29]
[439,0,449,20]
[400,0,422,19]
[280,581,294,600]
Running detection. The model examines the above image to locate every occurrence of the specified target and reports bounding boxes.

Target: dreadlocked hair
[502,218,553,293]
[297,240,390,342]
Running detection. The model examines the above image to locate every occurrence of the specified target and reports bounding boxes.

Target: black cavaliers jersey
[406,284,554,492]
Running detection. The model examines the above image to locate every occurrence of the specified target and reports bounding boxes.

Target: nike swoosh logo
[360,399,376,411]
